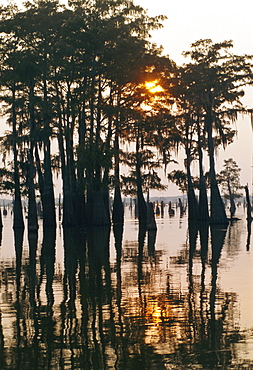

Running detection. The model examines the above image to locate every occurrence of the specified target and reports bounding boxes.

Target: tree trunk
[27,81,38,232]
[42,77,56,228]
[136,136,147,223]
[147,202,157,230]
[90,189,111,226]
[43,141,56,228]
[102,169,111,225]
[27,152,38,232]
[112,186,124,225]
[58,118,76,227]
[197,118,209,221]
[185,115,198,221]
[112,134,124,225]
[185,147,198,221]
[76,106,86,228]
[12,88,24,229]
[206,113,228,224]
[227,180,236,218]
[245,185,252,220]
[54,74,76,227]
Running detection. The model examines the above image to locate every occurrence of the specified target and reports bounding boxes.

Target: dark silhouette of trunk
[0,208,3,230]
[27,79,38,232]
[40,140,56,227]
[54,73,76,227]
[161,200,164,217]
[58,124,76,226]
[65,83,78,226]
[246,219,251,251]
[185,116,198,221]
[197,117,209,221]
[42,77,56,228]
[112,186,124,225]
[113,223,123,258]
[227,179,236,218]
[34,144,44,196]
[206,111,228,224]
[147,202,157,230]
[27,151,38,232]
[102,167,111,226]
[12,87,24,229]
[90,189,111,226]
[76,105,86,228]
[86,74,111,227]
[178,198,185,217]
[136,136,147,224]
[186,146,198,221]
[112,134,124,225]
[245,185,252,220]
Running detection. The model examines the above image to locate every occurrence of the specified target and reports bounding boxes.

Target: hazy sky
[134,0,253,195]
[2,0,253,196]
[136,0,253,64]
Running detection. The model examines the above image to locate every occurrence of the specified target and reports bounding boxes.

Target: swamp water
[0,204,252,369]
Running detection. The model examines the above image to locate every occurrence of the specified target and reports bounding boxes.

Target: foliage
[0,2,252,225]
[217,158,243,199]
[167,170,187,193]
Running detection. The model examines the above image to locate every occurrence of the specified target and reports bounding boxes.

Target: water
[0,204,252,369]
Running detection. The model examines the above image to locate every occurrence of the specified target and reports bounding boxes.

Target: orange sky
[134,0,253,196]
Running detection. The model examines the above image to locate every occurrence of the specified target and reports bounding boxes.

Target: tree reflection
[14,228,24,352]
[0,216,251,368]
[138,222,147,296]
[113,223,124,367]
[28,231,38,311]
[40,227,56,312]
[148,228,157,258]
[113,223,123,317]
[13,227,24,368]
[165,221,245,368]
[63,227,79,311]
[199,222,209,346]
[86,226,116,368]
[0,311,4,368]
[209,224,229,366]
[246,219,251,251]
[14,228,24,304]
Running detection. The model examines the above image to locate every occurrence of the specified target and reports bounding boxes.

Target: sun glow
[145,80,164,93]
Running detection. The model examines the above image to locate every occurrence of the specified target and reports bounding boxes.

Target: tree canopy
[0,1,252,228]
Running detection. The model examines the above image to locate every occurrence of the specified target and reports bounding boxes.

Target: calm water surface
[0,204,252,369]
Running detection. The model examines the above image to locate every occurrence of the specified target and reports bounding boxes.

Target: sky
[1,0,253,196]
[134,0,253,196]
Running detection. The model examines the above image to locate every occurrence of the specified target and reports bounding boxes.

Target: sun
[145,80,164,93]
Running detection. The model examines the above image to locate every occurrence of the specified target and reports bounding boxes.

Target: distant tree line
[0,0,252,230]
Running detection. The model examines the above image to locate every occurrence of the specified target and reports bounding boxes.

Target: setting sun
[145,80,164,93]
